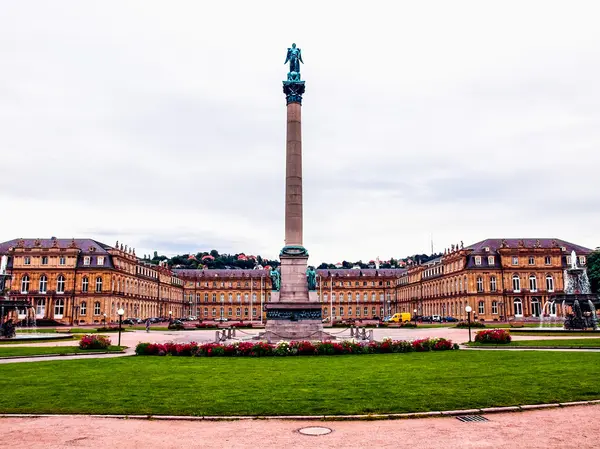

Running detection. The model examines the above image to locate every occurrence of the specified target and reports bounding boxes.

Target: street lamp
[117,308,125,347]
[413,308,417,325]
[465,305,473,342]
[168,310,173,324]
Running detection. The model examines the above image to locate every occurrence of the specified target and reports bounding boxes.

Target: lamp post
[413,308,417,325]
[117,308,124,347]
[465,305,473,342]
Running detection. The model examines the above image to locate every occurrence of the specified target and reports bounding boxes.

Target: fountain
[551,250,600,330]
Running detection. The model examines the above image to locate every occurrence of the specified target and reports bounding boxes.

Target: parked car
[122,318,136,325]
[215,317,229,322]
[382,316,392,322]
[371,316,380,321]
[432,315,442,322]
[444,316,458,322]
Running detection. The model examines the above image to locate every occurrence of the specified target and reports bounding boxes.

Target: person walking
[145,318,151,333]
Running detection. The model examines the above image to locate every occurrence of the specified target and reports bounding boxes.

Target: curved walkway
[1,404,599,448]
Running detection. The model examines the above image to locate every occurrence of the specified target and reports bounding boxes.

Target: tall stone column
[260,43,331,341]
[285,102,303,247]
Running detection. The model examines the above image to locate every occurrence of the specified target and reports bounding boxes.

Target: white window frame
[21,275,30,294]
[56,275,65,294]
[490,276,497,292]
[39,275,47,293]
[54,299,65,319]
[94,302,101,315]
[478,301,485,315]
[546,275,554,292]
[95,277,103,293]
[475,256,482,266]
[41,256,48,265]
[476,277,484,293]
[512,275,521,293]
[491,301,498,315]
[83,256,91,266]
[35,298,46,318]
[80,302,87,316]
[59,256,66,266]
[97,256,105,266]
[512,256,519,265]
[544,256,551,265]
[488,256,494,265]
[579,256,586,266]
[82,277,89,292]
[528,256,535,265]
[24,256,31,265]
[529,275,537,292]
[514,298,523,317]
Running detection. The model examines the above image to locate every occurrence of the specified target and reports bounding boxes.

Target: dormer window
[512,256,519,265]
[484,247,490,252]
[97,256,105,266]
[488,256,495,265]
[474,256,482,266]
[41,256,48,265]
[59,256,66,265]
[83,256,91,266]
[579,256,586,266]
[24,256,31,265]
[529,256,535,265]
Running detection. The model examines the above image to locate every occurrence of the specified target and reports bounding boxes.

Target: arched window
[212,293,216,302]
[204,293,209,302]
[95,276,103,293]
[54,298,65,318]
[478,301,485,315]
[363,293,368,302]
[339,293,344,302]
[244,293,248,303]
[531,298,540,317]
[490,276,497,292]
[227,293,231,303]
[80,301,87,316]
[355,293,360,302]
[371,292,376,301]
[236,307,241,316]
[252,293,257,303]
[324,293,328,303]
[236,293,241,303]
[514,298,523,317]
[476,277,483,292]
[39,275,47,293]
[21,275,30,293]
[546,275,554,292]
[529,275,537,292]
[56,275,65,293]
[512,275,521,292]
[81,276,89,293]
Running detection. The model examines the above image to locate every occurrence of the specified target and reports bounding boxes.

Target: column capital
[283,80,305,105]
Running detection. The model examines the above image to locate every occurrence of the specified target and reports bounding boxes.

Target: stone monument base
[257,302,334,341]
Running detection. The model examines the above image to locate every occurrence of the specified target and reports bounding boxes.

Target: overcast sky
[1,1,599,263]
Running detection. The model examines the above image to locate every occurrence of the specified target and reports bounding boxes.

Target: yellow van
[388,312,411,323]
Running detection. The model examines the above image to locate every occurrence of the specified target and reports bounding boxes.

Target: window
[236,293,241,303]
[21,275,30,293]
[512,275,520,292]
[244,308,249,316]
[41,256,48,265]
[529,275,537,292]
[59,256,66,265]
[474,256,481,266]
[566,256,572,266]
[80,302,87,316]
[549,301,557,317]
[252,308,257,316]
[212,293,216,303]
[348,307,353,316]
[579,256,586,266]
[490,276,497,292]
[363,293,368,302]
[252,293,257,303]
[24,256,31,265]
[339,293,344,302]
[54,299,65,318]
[95,276,103,292]
[528,256,535,265]
[514,298,523,317]
[97,256,105,266]
[491,301,498,315]
[488,256,495,265]
[372,307,376,316]
[204,293,208,302]
[545,256,551,265]
[531,298,540,317]
[512,256,519,265]
[478,301,485,315]
[204,307,208,316]
[236,308,241,317]
[83,256,91,266]
[36,298,45,318]
[82,277,89,292]
[244,293,248,303]
[364,307,368,315]
[212,308,216,317]
[339,306,344,316]
[476,277,484,293]
[39,275,47,293]
[356,293,360,302]
[546,275,554,292]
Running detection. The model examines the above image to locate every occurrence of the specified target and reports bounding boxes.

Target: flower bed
[474,329,512,344]
[135,338,459,357]
[79,334,111,350]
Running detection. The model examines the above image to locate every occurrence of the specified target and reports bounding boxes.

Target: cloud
[0,0,599,263]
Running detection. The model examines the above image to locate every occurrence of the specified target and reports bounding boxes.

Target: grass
[469,338,600,348]
[16,329,58,333]
[0,337,75,345]
[0,351,599,416]
[510,331,598,337]
[0,346,124,357]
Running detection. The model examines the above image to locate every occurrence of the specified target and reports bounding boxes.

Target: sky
[1,1,599,263]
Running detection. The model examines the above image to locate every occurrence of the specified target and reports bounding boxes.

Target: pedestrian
[145,318,151,333]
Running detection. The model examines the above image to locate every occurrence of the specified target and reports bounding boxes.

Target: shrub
[168,322,185,330]
[79,334,111,350]
[475,329,511,344]
[455,321,486,329]
[95,327,120,332]
[399,322,417,328]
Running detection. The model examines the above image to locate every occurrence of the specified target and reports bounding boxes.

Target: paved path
[1,405,598,448]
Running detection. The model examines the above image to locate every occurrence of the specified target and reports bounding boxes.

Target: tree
[587,250,600,294]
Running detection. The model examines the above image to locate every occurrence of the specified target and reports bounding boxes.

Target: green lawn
[0,346,124,357]
[0,351,599,416]
[470,338,600,348]
[510,331,599,337]
[0,337,75,345]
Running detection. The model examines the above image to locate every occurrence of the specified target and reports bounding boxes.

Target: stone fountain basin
[3,333,73,341]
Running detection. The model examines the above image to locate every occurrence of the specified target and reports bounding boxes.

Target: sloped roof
[467,238,592,254]
[0,238,112,254]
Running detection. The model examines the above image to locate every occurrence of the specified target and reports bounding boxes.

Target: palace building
[0,237,593,325]
[396,238,592,321]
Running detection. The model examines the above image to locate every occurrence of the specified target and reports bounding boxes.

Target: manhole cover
[298,426,333,436]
